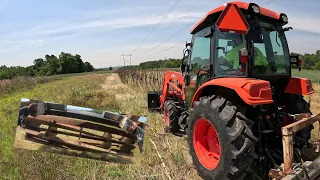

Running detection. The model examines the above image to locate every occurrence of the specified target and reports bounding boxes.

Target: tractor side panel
[191,78,273,106]
[284,77,315,95]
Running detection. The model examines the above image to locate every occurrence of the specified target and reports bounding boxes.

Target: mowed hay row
[117,70,165,91]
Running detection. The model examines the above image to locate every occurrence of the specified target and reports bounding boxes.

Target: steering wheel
[218,58,233,73]
[218,65,229,73]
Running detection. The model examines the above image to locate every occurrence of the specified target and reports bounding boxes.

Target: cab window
[214,29,246,77]
[189,27,211,88]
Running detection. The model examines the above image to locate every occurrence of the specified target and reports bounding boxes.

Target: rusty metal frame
[281,113,320,173]
[23,115,142,154]
[24,117,136,147]
[19,101,148,155]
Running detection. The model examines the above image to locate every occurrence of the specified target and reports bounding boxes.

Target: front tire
[188,95,258,180]
[164,100,181,134]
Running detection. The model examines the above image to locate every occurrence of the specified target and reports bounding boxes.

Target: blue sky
[0,0,319,68]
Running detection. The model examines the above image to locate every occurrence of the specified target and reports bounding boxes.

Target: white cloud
[286,16,320,35]
[286,32,320,54]
[1,10,202,48]
[34,11,202,36]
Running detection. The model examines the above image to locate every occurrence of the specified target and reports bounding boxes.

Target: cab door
[185,26,212,105]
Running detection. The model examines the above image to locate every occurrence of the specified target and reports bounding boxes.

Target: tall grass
[0,74,123,180]
[117,69,165,91]
[292,69,320,83]
[0,71,112,96]
[0,76,59,95]
[117,69,320,90]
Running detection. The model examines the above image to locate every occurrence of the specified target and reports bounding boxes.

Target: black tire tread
[188,95,258,180]
[164,100,181,134]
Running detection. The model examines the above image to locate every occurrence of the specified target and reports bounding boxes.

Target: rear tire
[285,94,313,147]
[164,100,181,134]
[188,95,258,180]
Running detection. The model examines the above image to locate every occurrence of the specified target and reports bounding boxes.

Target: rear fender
[284,77,315,95]
[191,78,273,107]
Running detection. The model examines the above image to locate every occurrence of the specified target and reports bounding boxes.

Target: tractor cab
[181,2,299,101]
[148,2,320,179]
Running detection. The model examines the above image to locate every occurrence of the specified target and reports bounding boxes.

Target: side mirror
[290,55,302,71]
[181,48,190,73]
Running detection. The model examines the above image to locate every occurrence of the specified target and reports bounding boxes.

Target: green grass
[292,69,320,83]
[0,70,112,97]
[0,74,122,179]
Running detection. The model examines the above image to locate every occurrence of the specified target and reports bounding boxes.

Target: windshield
[215,28,246,77]
[252,22,290,76]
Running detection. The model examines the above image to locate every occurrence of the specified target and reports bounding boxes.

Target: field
[0,69,319,179]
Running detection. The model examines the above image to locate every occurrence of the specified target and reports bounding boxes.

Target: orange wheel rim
[193,118,221,170]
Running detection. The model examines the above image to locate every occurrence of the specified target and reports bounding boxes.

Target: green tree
[75,54,85,73]
[84,62,94,72]
[58,52,79,74]
[44,54,60,75]
[33,58,46,71]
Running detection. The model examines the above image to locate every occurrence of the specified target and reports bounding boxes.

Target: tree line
[292,50,320,70]
[0,52,94,79]
[117,51,320,71]
[118,58,181,70]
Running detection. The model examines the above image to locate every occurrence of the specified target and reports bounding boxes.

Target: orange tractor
[147,1,320,180]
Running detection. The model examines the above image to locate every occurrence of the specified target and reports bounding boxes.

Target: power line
[156,0,175,17]
[147,41,185,57]
[130,0,182,54]
[136,0,280,60]
[136,23,192,58]
[136,0,226,58]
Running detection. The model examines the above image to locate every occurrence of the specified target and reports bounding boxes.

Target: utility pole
[120,53,132,67]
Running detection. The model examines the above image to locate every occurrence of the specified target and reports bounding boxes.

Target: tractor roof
[191,1,282,34]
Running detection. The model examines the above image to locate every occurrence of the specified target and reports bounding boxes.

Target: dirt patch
[101,73,134,101]
[310,84,320,141]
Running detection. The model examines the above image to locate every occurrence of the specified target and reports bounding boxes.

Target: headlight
[282,14,288,22]
[252,5,260,14]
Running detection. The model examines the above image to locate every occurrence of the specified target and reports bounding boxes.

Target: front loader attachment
[147,70,186,112]
[269,113,320,180]
[147,91,161,111]
[17,100,147,159]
